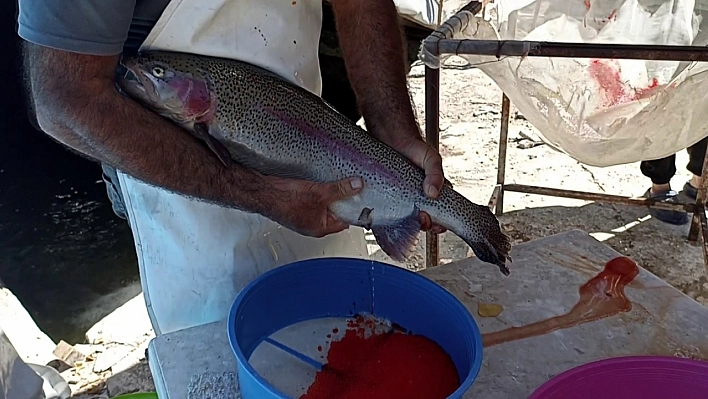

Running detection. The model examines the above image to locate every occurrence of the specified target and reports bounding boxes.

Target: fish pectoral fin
[194,122,231,166]
[371,212,421,262]
[358,207,374,230]
[444,178,453,189]
[226,141,314,180]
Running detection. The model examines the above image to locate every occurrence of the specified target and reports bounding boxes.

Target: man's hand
[379,133,447,234]
[390,137,445,200]
[331,0,447,235]
[267,176,364,238]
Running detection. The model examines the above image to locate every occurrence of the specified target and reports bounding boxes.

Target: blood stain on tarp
[300,315,459,399]
[588,59,661,108]
[482,256,639,347]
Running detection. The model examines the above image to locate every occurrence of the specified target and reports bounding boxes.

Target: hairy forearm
[24,43,272,214]
[331,0,419,141]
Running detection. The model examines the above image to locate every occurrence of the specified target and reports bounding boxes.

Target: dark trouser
[640,137,708,185]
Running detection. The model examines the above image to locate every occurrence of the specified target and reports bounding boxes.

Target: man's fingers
[398,139,445,199]
[420,147,444,199]
[323,213,349,236]
[419,212,447,234]
[328,177,364,201]
[420,212,433,231]
[431,224,446,234]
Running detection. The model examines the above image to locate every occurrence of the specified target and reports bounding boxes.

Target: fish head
[115,51,217,125]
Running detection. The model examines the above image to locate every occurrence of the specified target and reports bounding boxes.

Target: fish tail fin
[463,206,512,275]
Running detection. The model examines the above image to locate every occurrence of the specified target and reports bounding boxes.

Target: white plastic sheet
[394,0,442,28]
[420,0,708,167]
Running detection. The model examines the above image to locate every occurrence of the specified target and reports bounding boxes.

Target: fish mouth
[115,63,144,94]
[115,61,160,103]
[115,63,133,82]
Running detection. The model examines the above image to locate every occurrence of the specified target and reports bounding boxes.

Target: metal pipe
[701,211,708,273]
[689,145,708,241]
[504,184,699,213]
[425,65,441,268]
[436,40,708,62]
[495,95,510,216]
[421,0,488,60]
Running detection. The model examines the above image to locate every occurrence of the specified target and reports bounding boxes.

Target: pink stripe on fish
[263,106,404,185]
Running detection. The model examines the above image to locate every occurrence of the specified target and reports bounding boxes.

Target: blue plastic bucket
[227,257,483,398]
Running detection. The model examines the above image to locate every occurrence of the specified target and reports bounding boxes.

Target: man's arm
[331,0,446,231]
[25,43,362,237]
[27,44,270,210]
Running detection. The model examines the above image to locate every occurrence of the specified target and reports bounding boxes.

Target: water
[0,3,140,344]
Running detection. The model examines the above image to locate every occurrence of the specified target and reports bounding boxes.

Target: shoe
[644,188,689,225]
[683,181,698,201]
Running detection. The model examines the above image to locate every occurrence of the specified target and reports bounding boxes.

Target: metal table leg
[425,65,441,268]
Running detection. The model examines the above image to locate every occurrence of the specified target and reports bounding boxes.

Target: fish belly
[329,188,417,228]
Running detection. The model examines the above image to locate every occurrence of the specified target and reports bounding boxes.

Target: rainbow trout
[115,51,512,275]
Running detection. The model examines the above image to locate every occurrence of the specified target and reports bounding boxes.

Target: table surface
[147,229,708,398]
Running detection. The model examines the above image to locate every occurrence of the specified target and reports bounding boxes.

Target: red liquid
[483,256,639,347]
[300,316,459,399]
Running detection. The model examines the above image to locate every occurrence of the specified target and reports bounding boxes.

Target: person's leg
[640,155,689,225]
[683,136,708,200]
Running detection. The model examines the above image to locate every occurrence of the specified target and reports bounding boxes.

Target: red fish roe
[300,316,459,399]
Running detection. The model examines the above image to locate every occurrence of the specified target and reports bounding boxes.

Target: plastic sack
[394,0,442,28]
[420,0,708,167]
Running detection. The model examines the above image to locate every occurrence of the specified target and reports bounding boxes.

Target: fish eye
[151,66,166,77]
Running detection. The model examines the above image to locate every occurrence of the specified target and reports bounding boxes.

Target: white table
[147,230,708,398]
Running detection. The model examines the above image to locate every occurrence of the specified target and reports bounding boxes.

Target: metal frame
[422,0,708,270]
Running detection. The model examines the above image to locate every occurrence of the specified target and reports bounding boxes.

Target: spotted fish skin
[116,50,512,274]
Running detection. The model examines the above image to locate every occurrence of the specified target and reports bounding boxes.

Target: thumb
[327,177,364,201]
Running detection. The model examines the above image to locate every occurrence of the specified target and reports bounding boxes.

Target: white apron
[116,0,371,336]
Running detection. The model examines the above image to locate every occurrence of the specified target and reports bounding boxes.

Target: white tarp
[420,0,708,167]
[394,0,442,28]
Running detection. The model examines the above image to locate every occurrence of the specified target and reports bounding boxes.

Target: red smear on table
[300,315,459,399]
[483,256,639,347]
[588,59,661,108]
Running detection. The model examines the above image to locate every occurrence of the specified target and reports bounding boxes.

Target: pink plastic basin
[529,356,708,399]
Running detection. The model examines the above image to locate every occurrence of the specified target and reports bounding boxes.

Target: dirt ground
[64,56,708,398]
